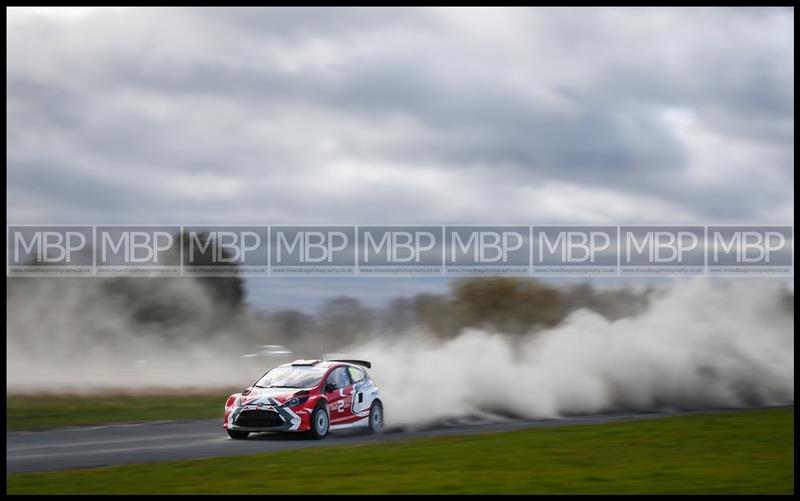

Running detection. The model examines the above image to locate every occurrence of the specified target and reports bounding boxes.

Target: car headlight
[282,396,308,408]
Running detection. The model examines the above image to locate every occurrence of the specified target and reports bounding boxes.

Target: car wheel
[310,404,329,439]
[368,401,384,433]
[227,429,250,440]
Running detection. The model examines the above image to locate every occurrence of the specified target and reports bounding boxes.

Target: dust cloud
[7,277,793,427]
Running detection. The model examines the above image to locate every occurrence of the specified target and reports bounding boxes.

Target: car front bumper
[226,397,304,432]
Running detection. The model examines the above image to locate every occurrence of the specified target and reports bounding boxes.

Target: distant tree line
[264,278,654,351]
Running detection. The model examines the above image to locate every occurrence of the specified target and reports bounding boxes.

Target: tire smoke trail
[349,279,793,427]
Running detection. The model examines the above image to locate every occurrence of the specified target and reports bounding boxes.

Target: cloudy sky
[6,7,794,310]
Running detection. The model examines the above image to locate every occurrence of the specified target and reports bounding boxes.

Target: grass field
[7,391,229,431]
[6,408,793,494]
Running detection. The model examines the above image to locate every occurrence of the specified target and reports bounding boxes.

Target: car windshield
[254,366,326,389]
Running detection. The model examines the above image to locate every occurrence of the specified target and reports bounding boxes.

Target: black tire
[368,401,384,433]
[309,403,330,440]
[227,429,250,440]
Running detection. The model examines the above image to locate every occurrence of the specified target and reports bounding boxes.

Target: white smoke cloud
[352,279,793,427]
[6,277,269,392]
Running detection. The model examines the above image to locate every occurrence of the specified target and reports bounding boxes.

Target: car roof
[280,360,364,370]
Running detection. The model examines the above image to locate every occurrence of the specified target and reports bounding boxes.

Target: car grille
[235,409,284,428]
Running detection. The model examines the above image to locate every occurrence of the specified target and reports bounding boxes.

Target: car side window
[326,367,351,391]
[347,367,365,383]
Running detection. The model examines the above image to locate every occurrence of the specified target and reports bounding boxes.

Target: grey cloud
[7,7,793,227]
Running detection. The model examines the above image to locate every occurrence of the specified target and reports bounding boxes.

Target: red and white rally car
[224,359,383,439]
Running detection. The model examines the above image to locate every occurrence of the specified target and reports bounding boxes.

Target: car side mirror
[324,383,337,393]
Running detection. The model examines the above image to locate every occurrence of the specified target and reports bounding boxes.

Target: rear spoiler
[329,359,372,369]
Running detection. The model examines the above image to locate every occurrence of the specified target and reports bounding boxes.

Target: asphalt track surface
[6,407,788,473]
